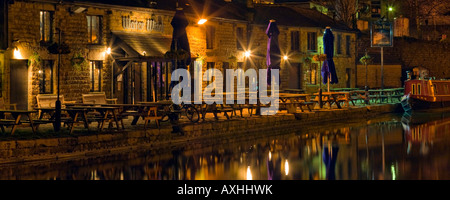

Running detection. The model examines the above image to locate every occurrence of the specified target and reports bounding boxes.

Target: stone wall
[356,64,402,88]
[358,36,450,81]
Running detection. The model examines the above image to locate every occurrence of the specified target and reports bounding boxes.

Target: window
[412,84,416,95]
[39,60,54,94]
[89,61,102,92]
[307,32,317,52]
[291,31,300,51]
[236,27,244,50]
[346,35,351,55]
[306,63,318,85]
[417,84,421,95]
[206,26,215,49]
[40,11,53,43]
[336,34,342,55]
[87,16,102,44]
[206,62,215,85]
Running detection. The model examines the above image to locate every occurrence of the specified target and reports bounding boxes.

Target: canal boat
[401,79,450,111]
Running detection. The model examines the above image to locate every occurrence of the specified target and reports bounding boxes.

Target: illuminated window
[306,63,318,85]
[89,61,102,92]
[87,16,102,44]
[40,11,53,43]
[291,31,300,51]
[307,32,317,52]
[206,26,215,49]
[39,60,54,94]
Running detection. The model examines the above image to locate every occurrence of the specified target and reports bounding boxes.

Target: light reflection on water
[0,111,449,180]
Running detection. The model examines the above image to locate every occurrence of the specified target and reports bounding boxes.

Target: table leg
[69,112,79,134]
[112,109,120,130]
[10,114,21,135]
[27,113,36,134]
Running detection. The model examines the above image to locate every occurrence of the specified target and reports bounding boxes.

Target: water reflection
[0,112,449,180]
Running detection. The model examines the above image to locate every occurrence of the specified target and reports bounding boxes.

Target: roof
[253,5,354,31]
[111,31,171,57]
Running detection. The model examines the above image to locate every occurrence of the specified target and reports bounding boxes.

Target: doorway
[10,60,28,110]
[288,63,302,89]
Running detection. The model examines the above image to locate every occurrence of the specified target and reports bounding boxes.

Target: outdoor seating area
[0,88,404,136]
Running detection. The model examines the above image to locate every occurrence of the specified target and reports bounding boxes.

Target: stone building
[0,0,357,109]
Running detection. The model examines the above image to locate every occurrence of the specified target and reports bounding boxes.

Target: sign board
[370,21,393,47]
[122,15,164,32]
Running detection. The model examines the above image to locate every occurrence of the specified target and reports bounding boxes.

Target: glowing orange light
[198,19,207,25]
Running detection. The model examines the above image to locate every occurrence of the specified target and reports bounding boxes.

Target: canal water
[0,111,448,180]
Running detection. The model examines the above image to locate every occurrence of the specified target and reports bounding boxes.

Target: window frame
[87,15,103,44]
[307,32,317,52]
[89,60,103,92]
[206,26,215,50]
[290,30,300,51]
[39,60,54,94]
[40,10,53,43]
[236,27,244,50]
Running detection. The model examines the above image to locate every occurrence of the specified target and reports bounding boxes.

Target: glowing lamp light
[388,7,393,11]
[198,19,207,25]
[244,50,251,58]
[246,166,252,180]
[283,55,288,60]
[105,47,111,55]
[285,159,289,176]
[13,48,23,59]
[38,70,42,74]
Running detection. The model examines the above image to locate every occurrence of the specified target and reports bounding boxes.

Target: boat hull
[409,97,450,110]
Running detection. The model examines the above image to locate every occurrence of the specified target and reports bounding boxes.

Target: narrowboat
[401,79,450,111]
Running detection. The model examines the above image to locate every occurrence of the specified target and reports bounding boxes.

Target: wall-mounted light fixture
[198,19,207,25]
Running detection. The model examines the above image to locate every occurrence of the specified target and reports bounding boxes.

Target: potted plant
[28,52,41,67]
[359,54,373,65]
[313,54,327,62]
[71,52,88,70]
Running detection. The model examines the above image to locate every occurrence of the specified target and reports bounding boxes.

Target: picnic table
[64,105,122,133]
[278,93,315,112]
[368,88,404,103]
[312,92,351,109]
[0,110,37,135]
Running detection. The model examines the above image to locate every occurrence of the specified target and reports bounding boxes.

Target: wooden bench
[0,98,17,110]
[36,94,76,108]
[82,92,117,104]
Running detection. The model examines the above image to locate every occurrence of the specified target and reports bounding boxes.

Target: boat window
[417,84,421,95]
[412,84,416,95]
[433,84,438,94]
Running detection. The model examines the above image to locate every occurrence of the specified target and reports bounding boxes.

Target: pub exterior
[0,0,357,110]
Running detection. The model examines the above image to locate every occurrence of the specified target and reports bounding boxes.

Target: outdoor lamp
[105,47,111,55]
[388,7,393,12]
[13,47,23,59]
[283,55,288,60]
[244,50,251,58]
[198,19,207,25]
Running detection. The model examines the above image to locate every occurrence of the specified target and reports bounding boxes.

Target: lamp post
[55,28,62,132]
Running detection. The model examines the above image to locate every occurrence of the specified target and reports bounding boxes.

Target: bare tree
[401,0,450,38]
[311,0,358,27]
